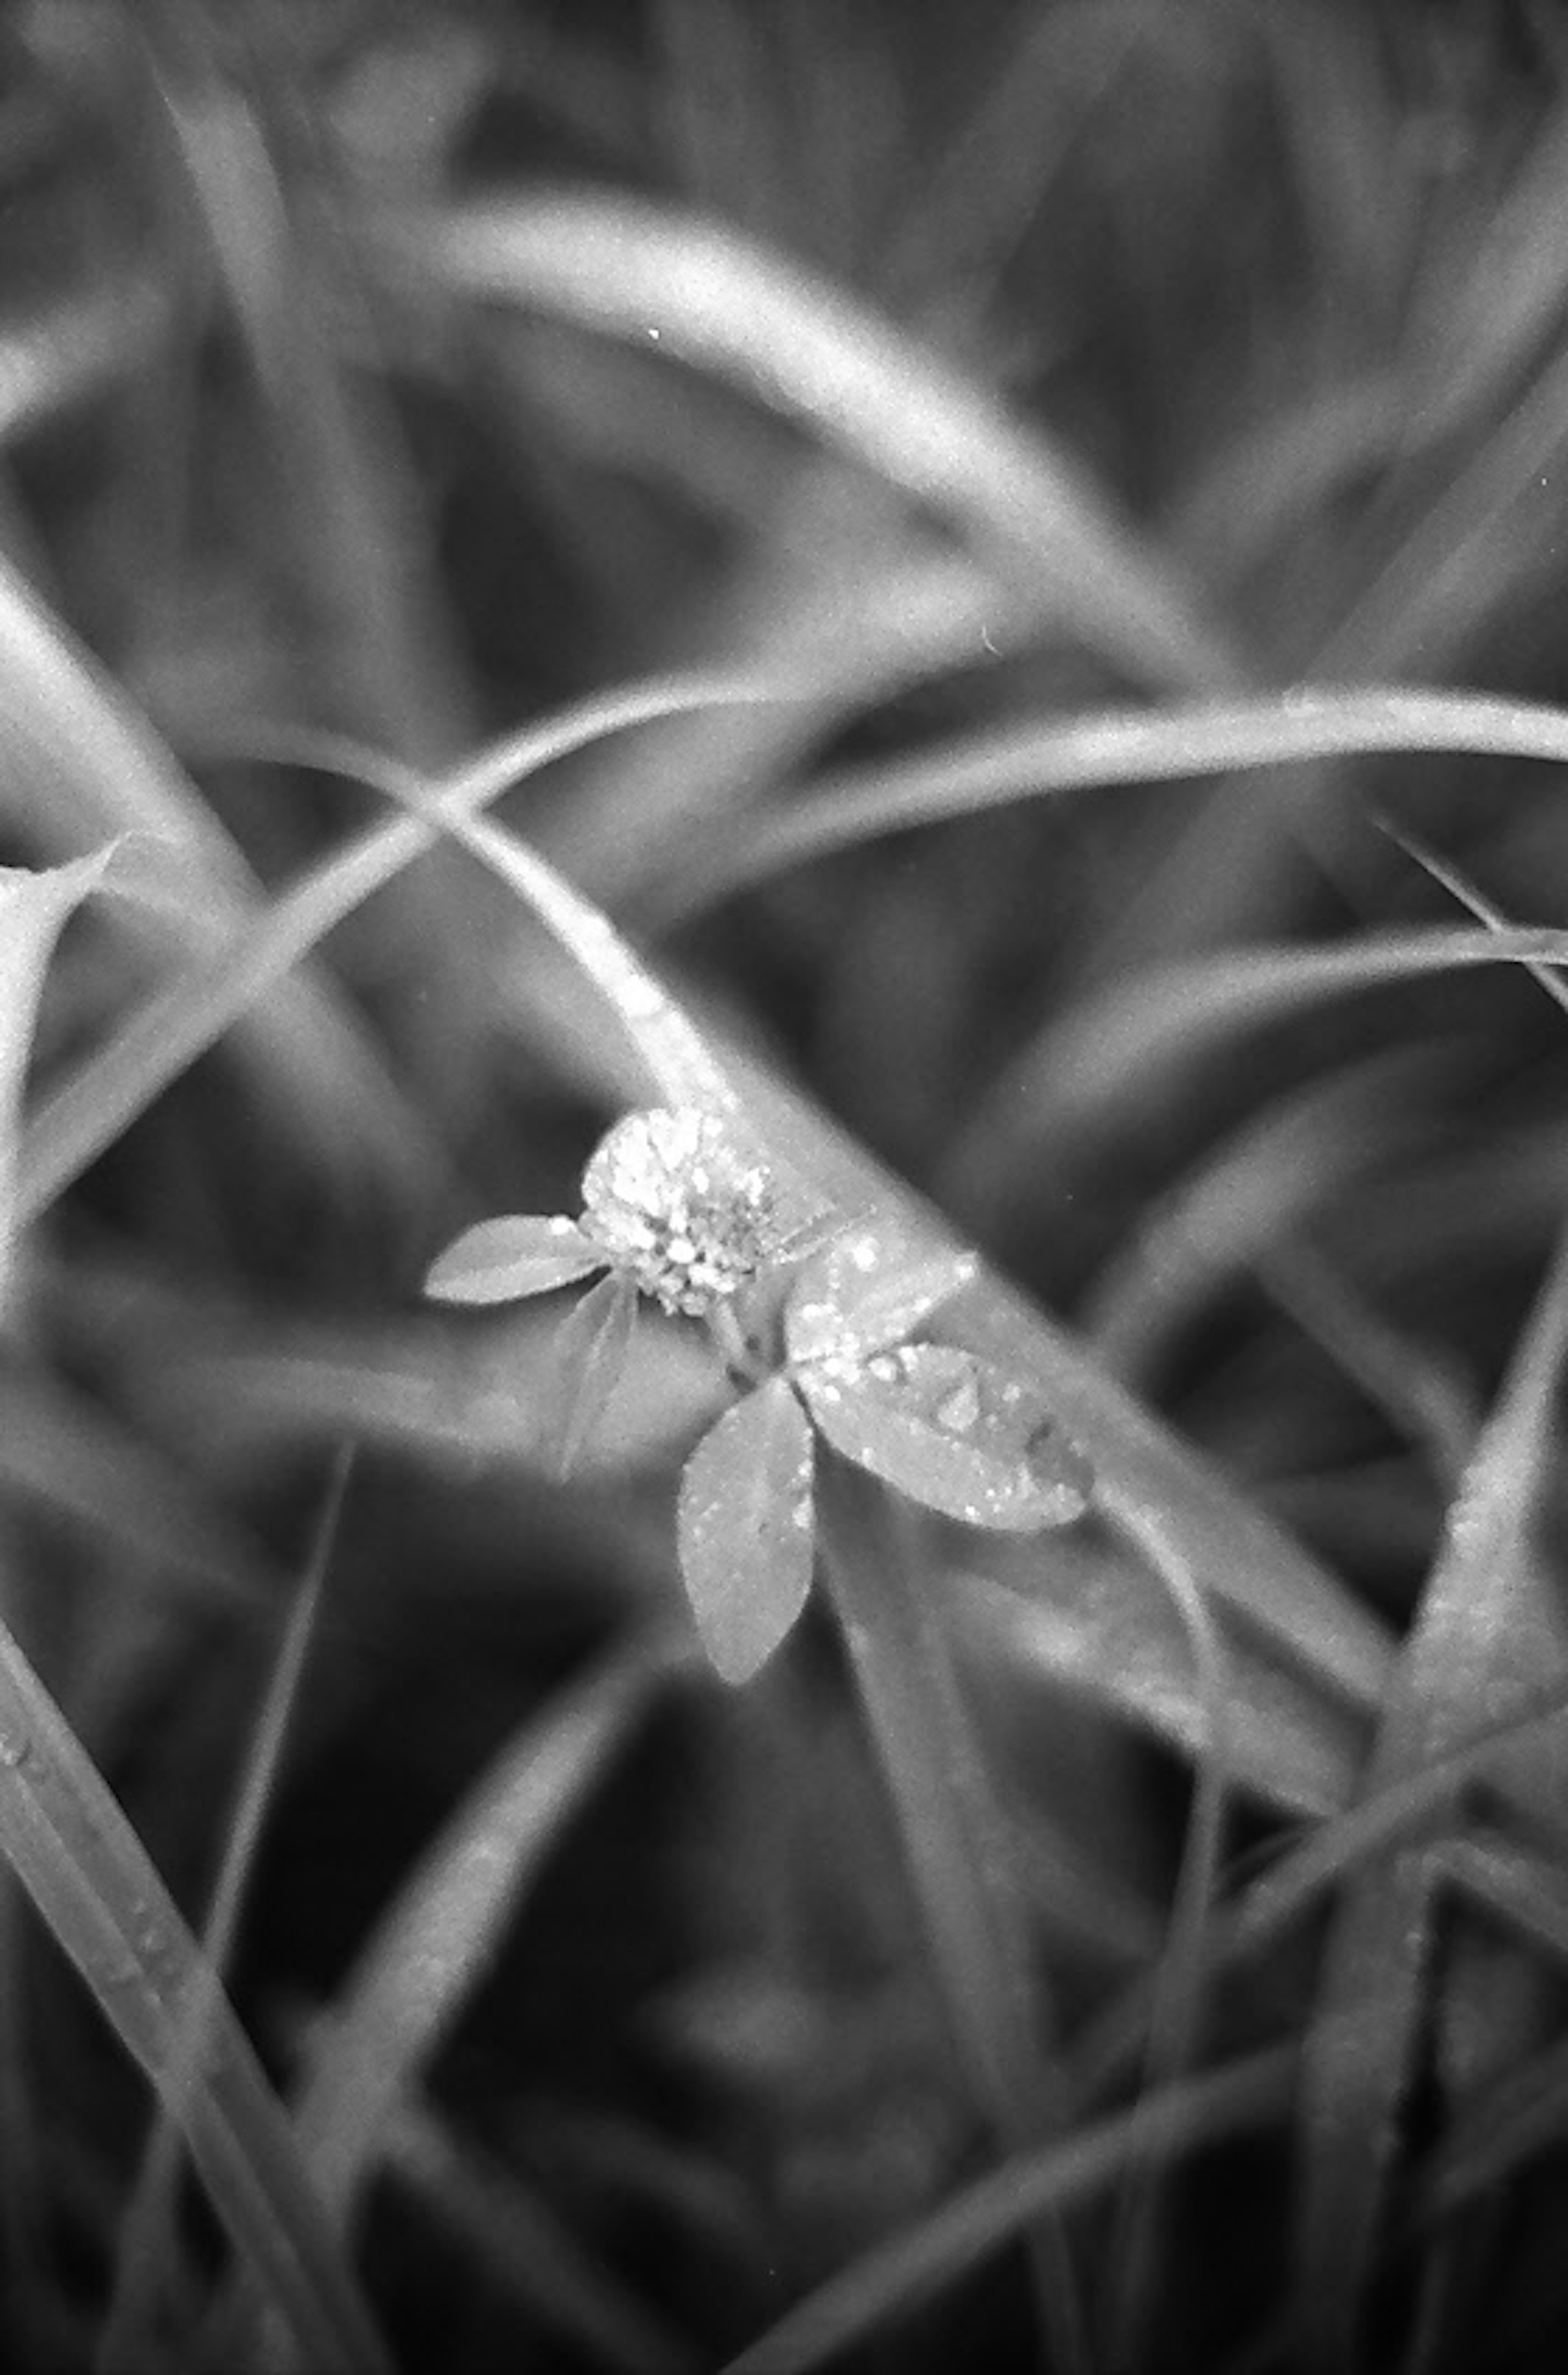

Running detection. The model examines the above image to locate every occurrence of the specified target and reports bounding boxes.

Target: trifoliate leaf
[549,1271,638,1476]
[797,1343,1092,1531]
[784,1227,980,1366]
[677,1376,816,1684]
[424,1215,603,1304]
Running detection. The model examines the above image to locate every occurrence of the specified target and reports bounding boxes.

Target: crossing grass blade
[0,548,429,1182]
[0,845,123,1302]
[14,673,791,1228]
[381,190,1236,694]
[95,1451,350,2375]
[0,1594,388,2373]
[652,683,1568,919]
[1295,1224,1568,2363]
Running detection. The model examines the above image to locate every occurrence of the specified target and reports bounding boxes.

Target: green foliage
[6,3,1568,2370]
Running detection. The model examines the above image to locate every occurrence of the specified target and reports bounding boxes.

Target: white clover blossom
[579,1108,779,1316]
[423,1106,784,1320]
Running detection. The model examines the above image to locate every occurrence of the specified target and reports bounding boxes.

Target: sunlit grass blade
[1082,1045,1446,1385]
[0,1599,387,2373]
[1098,1508,1232,2369]
[812,1455,1088,2375]
[96,1450,350,2375]
[15,674,790,1227]
[0,548,427,1180]
[0,845,122,1300]
[719,2047,1294,2375]
[654,683,1568,919]
[1296,1224,1568,2362]
[383,190,1236,692]
[959,925,1568,1195]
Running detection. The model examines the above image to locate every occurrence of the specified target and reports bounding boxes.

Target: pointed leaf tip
[424,1215,603,1304]
[677,1377,816,1684]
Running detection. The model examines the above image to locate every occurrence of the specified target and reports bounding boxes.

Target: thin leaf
[550,1272,639,1478]
[0,548,430,1182]
[783,1229,979,1366]
[799,1344,1092,1532]
[969,925,1568,1171]
[676,1378,816,1684]
[0,846,119,1300]
[812,1456,1088,2375]
[1296,1224,1568,2362]
[16,673,794,1227]
[0,1600,387,2372]
[385,192,1234,692]
[660,683,1568,917]
[97,1453,351,2375]
[423,1215,603,1305]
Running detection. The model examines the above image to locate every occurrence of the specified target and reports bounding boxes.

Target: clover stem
[813,1450,1089,2375]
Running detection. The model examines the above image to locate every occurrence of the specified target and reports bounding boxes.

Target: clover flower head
[579,1107,779,1317]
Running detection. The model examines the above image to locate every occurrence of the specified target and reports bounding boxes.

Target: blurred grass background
[9,1,1568,2369]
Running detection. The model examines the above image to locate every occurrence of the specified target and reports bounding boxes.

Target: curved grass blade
[97,1451,350,2375]
[719,2047,1293,2375]
[676,1376,816,1685]
[0,548,427,1180]
[16,673,791,1226]
[0,845,122,1301]
[657,683,1568,918]
[385,192,1235,693]
[0,1599,388,2372]
[1296,1225,1568,2363]
[811,1454,1088,2375]
[1098,1505,1233,2370]
[424,1216,603,1305]
[964,924,1568,1183]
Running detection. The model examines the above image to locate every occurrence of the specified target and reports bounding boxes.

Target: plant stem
[813,1451,1089,2375]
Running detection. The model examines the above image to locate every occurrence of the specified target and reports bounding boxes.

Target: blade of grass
[1296,1224,1568,2363]
[1099,1505,1232,2369]
[812,1453,1088,2375]
[15,672,799,1227]
[0,844,125,1301]
[960,924,1568,1195]
[653,682,1568,920]
[380,188,1237,692]
[719,2046,1294,2375]
[0,1588,388,2373]
[95,1449,352,2375]
[0,546,428,1184]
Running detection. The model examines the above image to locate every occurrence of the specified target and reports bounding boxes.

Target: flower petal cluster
[424,1106,782,1318]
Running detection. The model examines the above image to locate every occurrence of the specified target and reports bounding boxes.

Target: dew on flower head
[579,1107,781,1316]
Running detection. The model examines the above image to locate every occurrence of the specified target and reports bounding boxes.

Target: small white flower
[424,1106,782,1320]
[579,1108,780,1316]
